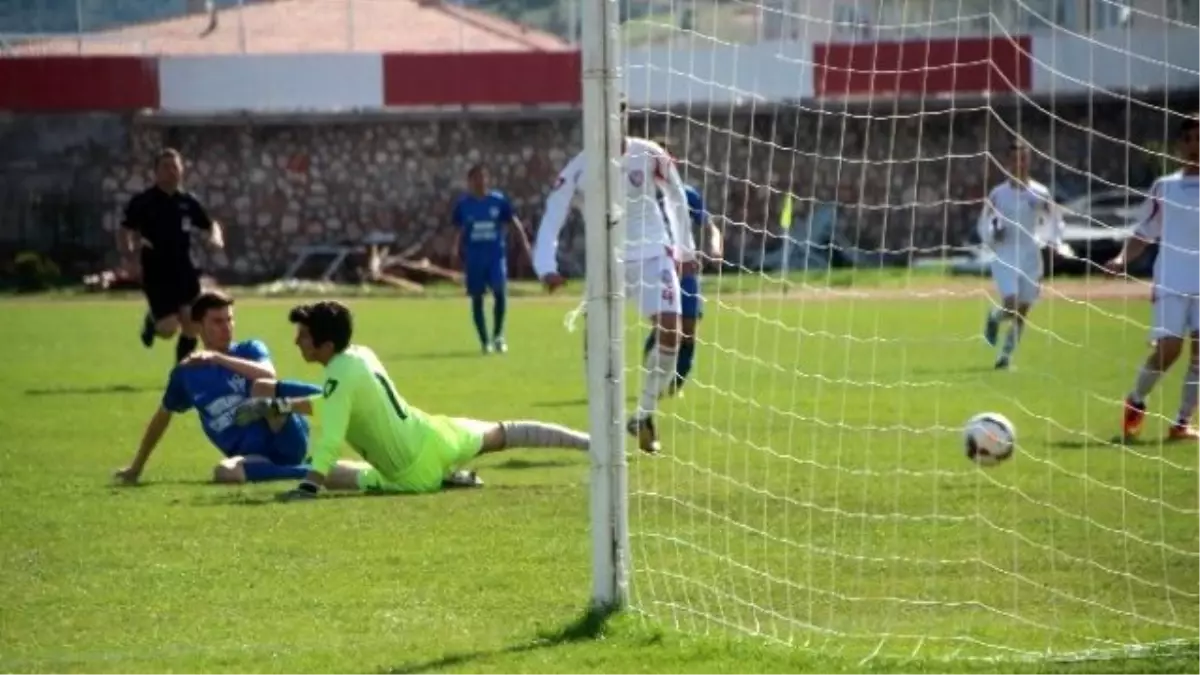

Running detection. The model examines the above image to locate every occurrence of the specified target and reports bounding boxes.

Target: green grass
[1,283,1197,673]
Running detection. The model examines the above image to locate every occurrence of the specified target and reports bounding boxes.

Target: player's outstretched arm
[1040,190,1076,259]
[533,154,584,290]
[114,407,173,485]
[237,379,323,423]
[275,375,353,502]
[183,349,277,381]
[1105,182,1161,273]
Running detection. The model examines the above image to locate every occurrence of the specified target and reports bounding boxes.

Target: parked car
[1057,187,1156,275]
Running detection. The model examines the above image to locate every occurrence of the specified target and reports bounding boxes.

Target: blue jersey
[162,339,275,457]
[453,191,515,263]
[682,185,707,228]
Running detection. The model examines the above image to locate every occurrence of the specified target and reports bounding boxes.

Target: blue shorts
[232,414,310,465]
[465,255,507,297]
[680,273,703,319]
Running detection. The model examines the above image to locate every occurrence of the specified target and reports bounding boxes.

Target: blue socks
[492,291,507,341]
[274,380,322,398]
[471,295,489,346]
[472,292,507,346]
[675,339,696,384]
[242,461,310,483]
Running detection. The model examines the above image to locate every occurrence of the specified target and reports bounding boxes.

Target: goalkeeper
[235,301,591,501]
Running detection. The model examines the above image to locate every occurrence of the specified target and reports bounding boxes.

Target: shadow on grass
[383,604,620,674]
[491,457,580,471]
[386,350,483,361]
[26,383,157,396]
[108,478,215,489]
[530,398,588,409]
[189,482,573,507]
[1048,436,1151,450]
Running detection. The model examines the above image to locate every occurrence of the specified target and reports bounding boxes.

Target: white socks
[638,346,677,418]
[500,421,589,451]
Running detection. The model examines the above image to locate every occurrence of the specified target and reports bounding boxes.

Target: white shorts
[1151,291,1200,341]
[624,255,682,318]
[990,258,1041,304]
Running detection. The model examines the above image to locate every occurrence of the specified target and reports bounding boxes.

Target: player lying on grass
[232,301,591,501]
[643,137,723,397]
[533,117,697,453]
[976,140,1075,370]
[1104,114,1200,442]
[114,290,323,485]
[452,163,532,355]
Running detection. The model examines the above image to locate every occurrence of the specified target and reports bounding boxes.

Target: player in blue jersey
[452,164,532,354]
[114,290,323,485]
[644,139,723,396]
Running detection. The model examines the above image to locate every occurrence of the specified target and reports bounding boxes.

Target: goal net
[601,0,1200,662]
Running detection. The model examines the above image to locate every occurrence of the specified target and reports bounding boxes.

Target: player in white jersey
[533,134,696,454]
[977,141,1075,369]
[1105,115,1200,442]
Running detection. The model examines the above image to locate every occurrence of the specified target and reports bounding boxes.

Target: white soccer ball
[963,412,1016,466]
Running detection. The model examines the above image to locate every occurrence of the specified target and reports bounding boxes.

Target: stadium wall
[0,29,1194,280]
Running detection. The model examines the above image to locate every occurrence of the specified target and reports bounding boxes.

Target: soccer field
[1,282,1197,674]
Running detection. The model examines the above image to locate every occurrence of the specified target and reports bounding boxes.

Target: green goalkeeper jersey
[308,344,432,476]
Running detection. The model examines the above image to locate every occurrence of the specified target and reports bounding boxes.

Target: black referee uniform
[121,185,213,359]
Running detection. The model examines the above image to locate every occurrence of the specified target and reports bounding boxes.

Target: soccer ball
[963,413,1016,466]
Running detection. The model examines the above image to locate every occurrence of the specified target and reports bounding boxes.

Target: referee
[119,148,224,363]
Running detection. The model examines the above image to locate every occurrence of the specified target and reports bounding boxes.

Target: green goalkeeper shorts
[356,416,487,494]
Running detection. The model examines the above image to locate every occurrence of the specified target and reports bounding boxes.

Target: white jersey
[1134,170,1200,296]
[532,137,696,279]
[977,179,1063,266]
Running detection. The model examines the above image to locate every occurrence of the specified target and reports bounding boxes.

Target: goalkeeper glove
[234,397,293,426]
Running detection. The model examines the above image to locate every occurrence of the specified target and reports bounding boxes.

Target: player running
[233,301,591,501]
[114,290,321,485]
[533,134,697,454]
[452,164,532,354]
[977,141,1075,370]
[1105,114,1200,442]
[119,148,224,363]
[643,138,723,397]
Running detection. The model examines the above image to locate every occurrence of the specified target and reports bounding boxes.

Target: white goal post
[582,0,632,610]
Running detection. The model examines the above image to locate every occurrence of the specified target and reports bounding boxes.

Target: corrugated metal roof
[7,0,571,55]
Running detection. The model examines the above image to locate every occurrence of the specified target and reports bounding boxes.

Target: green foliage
[11,251,61,293]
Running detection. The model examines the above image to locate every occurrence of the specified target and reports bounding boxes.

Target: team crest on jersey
[628,169,645,187]
[490,206,499,218]
[323,379,338,398]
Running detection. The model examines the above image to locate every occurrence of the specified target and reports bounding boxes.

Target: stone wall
[0,97,1187,282]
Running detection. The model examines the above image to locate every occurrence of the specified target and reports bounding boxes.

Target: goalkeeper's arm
[240,379,351,497]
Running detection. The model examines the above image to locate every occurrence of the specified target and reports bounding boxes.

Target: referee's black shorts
[142,257,202,321]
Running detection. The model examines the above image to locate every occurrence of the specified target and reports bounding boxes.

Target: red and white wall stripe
[0,28,1193,113]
